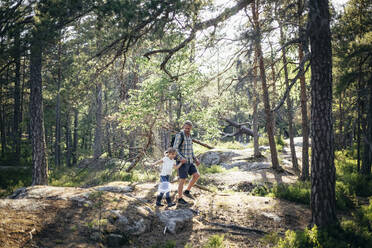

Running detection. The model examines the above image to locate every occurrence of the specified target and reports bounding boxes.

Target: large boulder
[199,148,271,171]
[157,209,194,234]
[199,149,251,166]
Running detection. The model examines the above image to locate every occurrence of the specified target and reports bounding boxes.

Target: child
[151,147,184,207]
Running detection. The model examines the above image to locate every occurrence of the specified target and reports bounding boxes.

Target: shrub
[271,182,311,205]
[0,167,32,197]
[335,181,355,211]
[250,184,271,196]
[273,199,372,248]
[203,234,225,248]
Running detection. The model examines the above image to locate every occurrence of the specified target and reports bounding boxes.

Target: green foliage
[198,164,226,174]
[151,240,177,248]
[272,198,372,248]
[268,198,372,248]
[250,184,271,196]
[276,135,285,151]
[335,181,356,211]
[259,136,270,146]
[212,141,246,150]
[270,181,311,205]
[203,234,225,248]
[335,151,372,197]
[0,167,32,197]
[49,159,156,187]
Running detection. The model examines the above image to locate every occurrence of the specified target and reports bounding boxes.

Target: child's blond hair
[164,147,177,156]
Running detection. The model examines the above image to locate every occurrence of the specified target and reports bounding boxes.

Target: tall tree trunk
[338,91,344,149]
[252,0,281,171]
[55,44,62,167]
[0,76,5,157]
[93,82,103,159]
[65,110,72,167]
[29,40,48,185]
[106,122,112,157]
[269,39,277,136]
[13,28,21,161]
[104,90,112,158]
[309,0,337,227]
[357,62,362,172]
[362,83,372,175]
[280,25,299,171]
[72,109,78,165]
[252,53,261,157]
[298,0,310,180]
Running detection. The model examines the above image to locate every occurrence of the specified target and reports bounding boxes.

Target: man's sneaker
[184,190,195,199]
[178,198,188,205]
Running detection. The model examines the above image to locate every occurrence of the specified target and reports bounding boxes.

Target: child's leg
[165,191,175,207]
[156,192,164,206]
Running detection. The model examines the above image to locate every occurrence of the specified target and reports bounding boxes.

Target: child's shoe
[166,197,176,207]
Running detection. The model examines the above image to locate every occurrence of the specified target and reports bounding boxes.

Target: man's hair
[183,120,193,127]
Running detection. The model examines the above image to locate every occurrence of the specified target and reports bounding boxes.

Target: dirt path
[0,139,311,247]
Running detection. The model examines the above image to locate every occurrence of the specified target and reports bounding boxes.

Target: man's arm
[192,151,200,166]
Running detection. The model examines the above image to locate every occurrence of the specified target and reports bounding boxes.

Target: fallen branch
[207,221,267,235]
[198,228,255,236]
[194,183,214,192]
[221,118,255,137]
[192,139,214,149]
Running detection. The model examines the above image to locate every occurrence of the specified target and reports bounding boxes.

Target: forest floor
[0,139,313,248]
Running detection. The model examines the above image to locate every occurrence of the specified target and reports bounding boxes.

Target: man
[173,120,200,204]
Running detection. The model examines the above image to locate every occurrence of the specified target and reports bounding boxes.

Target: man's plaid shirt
[173,130,195,164]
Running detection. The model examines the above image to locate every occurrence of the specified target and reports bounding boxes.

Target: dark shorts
[178,163,198,179]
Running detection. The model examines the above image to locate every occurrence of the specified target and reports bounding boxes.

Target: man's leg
[178,178,186,199]
[186,172,200,191]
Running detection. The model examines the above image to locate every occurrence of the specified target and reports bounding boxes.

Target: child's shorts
[158,175,171,193]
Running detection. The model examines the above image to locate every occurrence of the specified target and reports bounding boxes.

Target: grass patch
[211,141,246,150]
[49,158,157,187]
[270,181,311,205]
[198,164,227,174]
[265,199,372,247]
[203,234,225,248]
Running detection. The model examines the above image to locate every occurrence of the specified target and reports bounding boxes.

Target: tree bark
[298,0,310,180]
[0,74,5,157]
[13,28,21,161]
[29,40,48,185]
[65,110,72,167]
[72,109,78,165]
[280,25,299,171]
[269,40,277,136]
[93,82,103,159]
[106,122,112,157]
[309,0,337,227]
[251,1,281,171]
[55,44,62,167]
[104,90,112,157]
[252,53,261,157]
[362,83,372,175]
[338,91,344,149]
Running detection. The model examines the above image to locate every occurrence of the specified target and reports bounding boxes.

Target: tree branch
[144,0,253,79]
[271,53,311,113]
